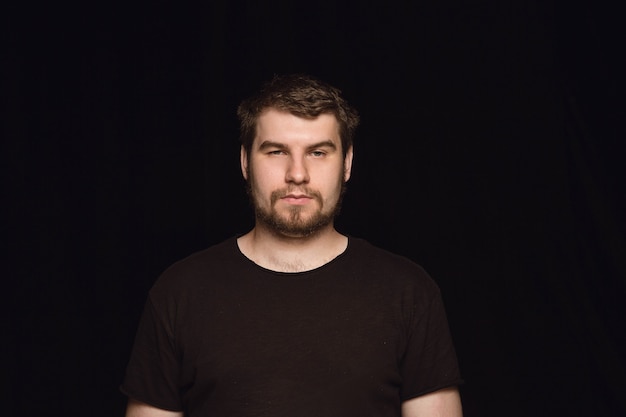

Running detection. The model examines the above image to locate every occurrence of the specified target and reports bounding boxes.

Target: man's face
[241,108,353,238]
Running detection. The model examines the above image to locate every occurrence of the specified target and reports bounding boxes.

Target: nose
[285,155,309,184]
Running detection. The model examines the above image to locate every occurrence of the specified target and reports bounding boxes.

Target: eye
[310,150,326,157]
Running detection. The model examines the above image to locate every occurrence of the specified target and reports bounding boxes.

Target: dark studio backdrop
[3,1,625,416]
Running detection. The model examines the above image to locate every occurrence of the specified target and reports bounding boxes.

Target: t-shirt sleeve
[120,293,183,411]
[399,283,463,400]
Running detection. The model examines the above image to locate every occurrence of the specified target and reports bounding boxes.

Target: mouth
[281,194,313,205]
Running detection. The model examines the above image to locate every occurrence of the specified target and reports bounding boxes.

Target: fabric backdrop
[4,1,624,416]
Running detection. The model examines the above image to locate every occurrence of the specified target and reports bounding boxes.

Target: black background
[4,1,625,416]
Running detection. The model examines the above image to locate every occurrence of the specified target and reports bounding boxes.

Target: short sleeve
[399,285,463,400]
[120,294,183,411]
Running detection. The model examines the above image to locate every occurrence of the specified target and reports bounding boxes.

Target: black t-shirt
[121,236,463,416]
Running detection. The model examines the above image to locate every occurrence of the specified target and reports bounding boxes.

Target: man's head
[237,74,360,238]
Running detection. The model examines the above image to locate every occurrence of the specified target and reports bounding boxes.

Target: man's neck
[237,225,348,273]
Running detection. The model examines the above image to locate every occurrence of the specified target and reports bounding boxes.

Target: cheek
[253,167,279,185]
[250,158,283,179]
[320,171,346,197]
[249,166,281,195]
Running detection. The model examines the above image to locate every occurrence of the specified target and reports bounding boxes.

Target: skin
[401,387,463,417]
[125,107,462,416]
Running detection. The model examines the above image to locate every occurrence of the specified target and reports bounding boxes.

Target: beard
[247,181,347,238]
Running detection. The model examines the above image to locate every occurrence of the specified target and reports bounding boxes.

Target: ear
[240,145,249,180]
[343,145,354,182]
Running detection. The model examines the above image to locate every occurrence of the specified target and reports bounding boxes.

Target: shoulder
[343,237,448,330]
[149,236,241,296]
[344,236,440,294]
[346,237,430,276]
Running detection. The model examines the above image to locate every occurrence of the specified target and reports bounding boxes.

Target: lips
[283,193,310,199]
[282,195,312,202]
[280,193,314,205]
[271,188,321,205]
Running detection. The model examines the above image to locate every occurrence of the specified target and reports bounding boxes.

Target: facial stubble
[245,177,348,238]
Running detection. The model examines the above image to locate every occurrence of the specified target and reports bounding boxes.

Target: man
[121,73,464,416]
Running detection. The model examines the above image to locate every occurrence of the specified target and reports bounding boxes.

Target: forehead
[254,109,341,146]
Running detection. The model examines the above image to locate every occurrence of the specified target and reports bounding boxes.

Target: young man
[121,74,464,416]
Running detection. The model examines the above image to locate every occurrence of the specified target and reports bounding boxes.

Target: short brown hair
[237,74,360,157]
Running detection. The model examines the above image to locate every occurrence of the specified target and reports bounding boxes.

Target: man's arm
[125,398,184,417]
[401,387,463,417]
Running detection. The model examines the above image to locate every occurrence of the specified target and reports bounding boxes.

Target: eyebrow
[258,140,338,151]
